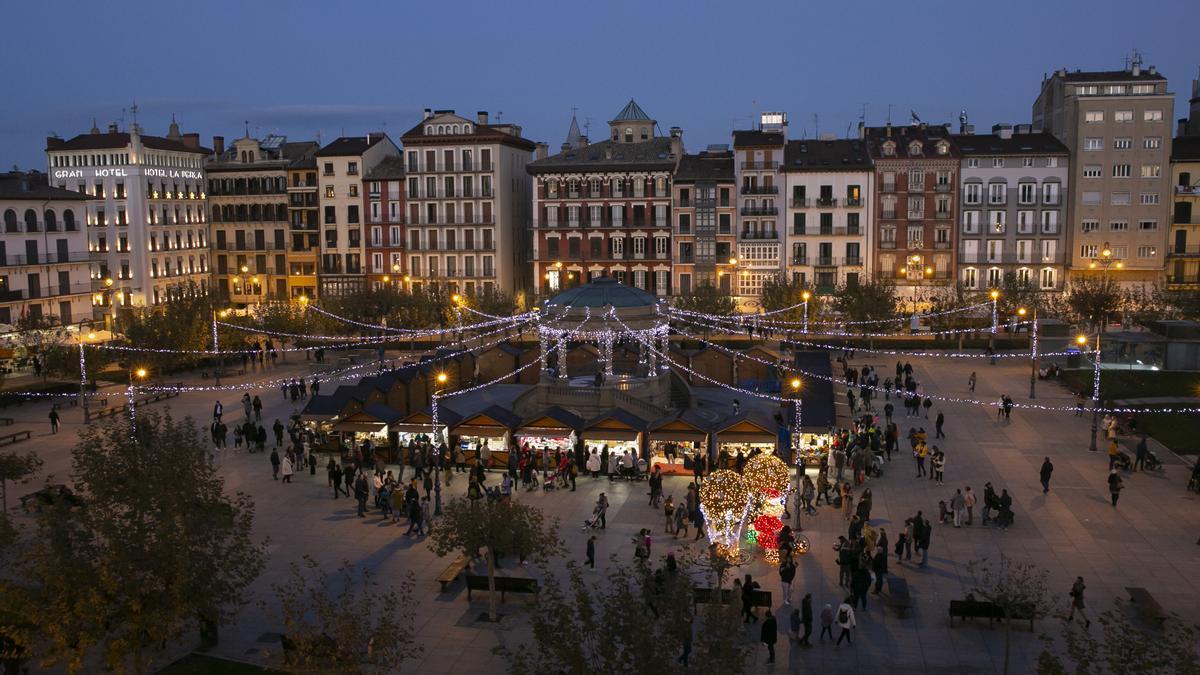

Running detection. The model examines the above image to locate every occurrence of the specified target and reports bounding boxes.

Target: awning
[331,421,387,433]
[715,416,776,444]
[450,405,521,438]
[648,411,709,442]
[582,409,647,441]
[517,406,582,437]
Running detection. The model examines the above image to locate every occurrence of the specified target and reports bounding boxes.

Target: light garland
[672,311,1025,339]
[307,303,530,334]
[699,469,752,551]
[668,299,992,327]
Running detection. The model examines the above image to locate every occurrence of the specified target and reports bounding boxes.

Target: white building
[45,120,210,321]
[0,172,91,326]
[731,113,787,306]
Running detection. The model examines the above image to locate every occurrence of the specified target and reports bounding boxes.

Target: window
[1104,85,1126,95]
[1017,210,1035,234]
[324,185,335,198]
[906,226,923,247]
[1084,111,1104,124]
[1018,183,1036,204]
[1132,84,1155,94]
[881,196,896,219]
[989,210,1006,233]
[1144,137,1162,149]
[1078,85,1099,96]
[1083,165,1102,178]
[1081,191,1101,205]
[987,267,1002,286]
[1111,192,1130,205]
[1022,157,1034,168]
[964,183,982,204]
[907,170,924,190]
[1114,138,1132,150]
[347,205,359,224]
[1040,210,1059,234]
[962,210,980,234]
[992,158,1005,168]
[1113,164,1131,178]
[349,184,358,197]
[1081,219,1099,233]
[1138,219,1157,231]
[1046,157,1059,168]
[1137,245,1157,258]
[1040,268,1056,290]
[988,183,1006,204]
[324,206,335,224]
[1144,109,1163,122]
[347,162,358,175]
[1141,165,1161,178]
[1084,137,1103,151]
[1080,244,1098,259]
[1140,193,1160,205]
[907,196,924,218]
[1110,220,1128,231]
[966,158,979,168]
[962,267,977,288]
[1114,110,1133,122]
[323,162,333,176]
[1042,183,1060,205]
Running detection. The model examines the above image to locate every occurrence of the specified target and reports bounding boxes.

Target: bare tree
[966,555,1053,675]
[1037,598,1200,675]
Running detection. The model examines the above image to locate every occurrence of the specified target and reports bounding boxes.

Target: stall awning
[391,406,462,434]
[450,405,521,438]
[648,411,710,442]
[715,415,777,444]
[582,409,647,442]
[517,406,582,437]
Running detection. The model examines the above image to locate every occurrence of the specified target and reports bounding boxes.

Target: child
[674,502,689,538]
[938,499,950,524]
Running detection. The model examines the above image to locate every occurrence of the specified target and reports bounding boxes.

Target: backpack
[838,607,849,623]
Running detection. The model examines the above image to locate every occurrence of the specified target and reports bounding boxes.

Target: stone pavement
[4,348,1200,674]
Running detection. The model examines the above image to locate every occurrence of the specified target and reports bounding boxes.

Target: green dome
[546,276,657,309]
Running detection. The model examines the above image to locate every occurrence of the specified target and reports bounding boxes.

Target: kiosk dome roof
[546,275,657,309]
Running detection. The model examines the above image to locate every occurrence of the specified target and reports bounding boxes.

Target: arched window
[62,209,76,231]
[437,125,445,134]
[44,209,57,231]
[426,125,433,134]
[24,209,38,231]
[452,124,460,134]
[624,127,633,143]
[464,124,472,133]
[640,126,649,141]
[4,209,16,232]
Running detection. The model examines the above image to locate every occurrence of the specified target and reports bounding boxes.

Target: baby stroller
[582,504,604,530]
[1113,451,1133,472]
[543,469,561,492]
[995,506,1015,529]
[1143,450,1162,471]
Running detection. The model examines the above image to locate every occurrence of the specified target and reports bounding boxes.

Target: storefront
[450,405,520,470]
[792,430,836,474]
[516,406,582,470]
[648,411,709,473]
[714,416,780,471]
[582,409,647,465]
[390,408,462,463]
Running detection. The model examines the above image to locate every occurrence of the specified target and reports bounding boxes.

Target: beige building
[1033,57,1173,284]
[313,134,400,297]
[1169,74,1200,289]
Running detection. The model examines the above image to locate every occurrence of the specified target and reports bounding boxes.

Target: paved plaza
[5,348,1200,674]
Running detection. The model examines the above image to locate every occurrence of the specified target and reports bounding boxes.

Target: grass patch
[1133,411,1200,455]
[1060,369,1200,401]
[157,653,281,674]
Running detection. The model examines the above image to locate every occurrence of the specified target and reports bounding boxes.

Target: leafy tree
[1162,288,1200,322]
[926,283,985,348]
[673,283,737,342]
[1036,598,1200,674]
[427,497,562,623]
[7,317,71,381]
[759,274,824,325]
[117,283,215,372]
[262,555,422,674]
[1,411,266,674]
[966,555,1053,675]
[1064,277,1122,331]
[1120,284,1171,329]
[0,450,41,515]
[996,273,1043,318]
[832,278,898,347]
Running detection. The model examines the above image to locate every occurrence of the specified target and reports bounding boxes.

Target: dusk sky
[4,0,1198,168]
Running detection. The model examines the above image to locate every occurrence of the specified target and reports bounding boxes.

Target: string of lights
[307,303,531,334]
[667,299,992,327]
[671,312,1029,339]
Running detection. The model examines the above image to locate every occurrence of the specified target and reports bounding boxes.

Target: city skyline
[4,0,1200,169]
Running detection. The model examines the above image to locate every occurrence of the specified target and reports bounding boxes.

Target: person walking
[48,408,60,434]
[761,609,778,664]
[834,599,856,646]
[252,395,263,422]
[1067,576,1091,628]
[951,489,965,528]
[931,448,945,485]
[281,454,294,483]
[799,593,814,646]
[1134,434,1148,472]
[916,512,931,567]
[1108,437,1120,470]
[596,493,609,530]
[664,495,675,534]
[935,410,945,439]
[213,400,223,421]
[850,566,871,610]
[272,419,284,447]
[585,535,596,569]
[355,473,370,517]
[1040,457,1054,493]
[819,603,834,642]
[741,573,761,623]
[968,371,976,392]
[269,449,281,480]
[1107,470,1124,507]
[963,486,977,525]
[330,462,344,498]
[778,557,796,606]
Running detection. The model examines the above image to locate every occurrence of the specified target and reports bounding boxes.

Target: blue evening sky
[3,0,1198,169]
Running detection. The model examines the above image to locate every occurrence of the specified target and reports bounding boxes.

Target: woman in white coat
[281,455,294,483]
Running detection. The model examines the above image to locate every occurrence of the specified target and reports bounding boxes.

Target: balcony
[790,256,808,265]
[882,183,896,193]
[740,230,779,240]
[741,161,778,170]
[741,185,778,195]
[790,198,809,208]
[740,206,778,216]
[934,241,952,249]
[906,211,924,221]
[958,251,1065,264]
[908,183,925,193]
[935,210,952,219]
[879,241,897,249]
[845,197,863,207]
[935,183,953,192]
[815,197,838,207]
[1175,185,1200,195]
[0,251,91,265]
[814,226,863,236]
[1167,245,1200,257]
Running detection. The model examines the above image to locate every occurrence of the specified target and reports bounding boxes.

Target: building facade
[206,135,318,306]
[363,156,406,290]
[45,120,210,322]
[1169,75,1200,289]
[1032,59,1174,284]
[953,125,1070,292]
[781,139,874,294]
[732,114,786,305]
[313,134,400,297]
[864,124,958,303]
[402,109,535,299]
[671,147,736,295]
[0,172,91,326]
[286,148,320,300]
[528,102,680,298]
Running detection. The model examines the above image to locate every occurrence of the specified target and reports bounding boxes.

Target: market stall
[647,410,710,473]
[450,405,521,470]
[582,409,647,467]
[515,406,582,471]
[713,415,780,471]
[390,407,462,463]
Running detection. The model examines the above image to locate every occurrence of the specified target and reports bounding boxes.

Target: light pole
[1018,307,1038,399]
[988,289,999,355]
[1077,334,1101,452]
[801,290,810,334]
[790,377,803,497]
[212,308,229,386]
[127,366,147,435]
[1088,242,1124,330]
[78,323,92,423]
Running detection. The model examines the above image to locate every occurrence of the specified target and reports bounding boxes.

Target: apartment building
[1032,57,1173,284]
[313,134,400,297]
[286,148,320,299]
[671,147,736,295]
[206,134,318,306]
[781,139,873,294]
[527,102,680,297]
[0,171,91,326]
[732,113,787,304]
[953,125,1070,292]
[402,109,535,298]
[45,120,210,323]
[363,156,406,290]
[864,124,958,302]
[1170,134,1200,288]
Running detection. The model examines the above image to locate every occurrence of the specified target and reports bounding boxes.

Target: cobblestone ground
[6,350,1199,674]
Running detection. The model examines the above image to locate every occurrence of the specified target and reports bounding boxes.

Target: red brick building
[362,156,405,289]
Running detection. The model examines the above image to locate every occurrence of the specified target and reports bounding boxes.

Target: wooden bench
[885,575,913,618]
[949,599,1035,630]
[464,574,538,602]
[0,430,32,447]
[1126,587,1166,626]
[0,417,13,426]
[693,586,772,609]
[437,554,470,591]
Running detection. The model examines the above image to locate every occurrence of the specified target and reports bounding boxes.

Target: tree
[262,555,422,674]
[8,317,71,382]
[966,555,1052,675]
[1120,284,1171,329]
[427,497,562,623]
[1036,598,1200,674]
[673,283,737,342]
[117,284,214,372]
[832,278,898,347]
[0,449,41,514]
[1,411,266,674]
[759,274,824,326]
[1162,288,1200,322]
[1064,276,1122,331]
[926,283,985,349]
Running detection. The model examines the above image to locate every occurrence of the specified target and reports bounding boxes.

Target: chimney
[46,136,63,150]
[182,133,199,150]
[1179,119,1188,138]
[992,123,1013,140]
[1148,65,1157,75]
[213,135,225,155]
[107,122,118,134]
[477,111,488,125]
[423,108,433,120]
[535,143,548,160]
[885,122,892,138]
[857,120,865,139]
[560,142,571,153]
[669,127,683,159]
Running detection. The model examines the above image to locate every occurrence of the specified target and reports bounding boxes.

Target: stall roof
[793,350,836,431]
[648,409,711,441]
[361,404,405,425]
[300,385,366,420]
[451,405,522,432]
[518,406,583,433]
[715,412,777,437]
[584,408,648,432]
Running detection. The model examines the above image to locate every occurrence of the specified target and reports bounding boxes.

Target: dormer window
[464,124,472,134]
[882,141,896,157]
[909,141,923,156]
[936,141,949,155]
[452,124,460,134]
[425,126,432,134]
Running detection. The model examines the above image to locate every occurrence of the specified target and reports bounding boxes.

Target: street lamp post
[1018,307,1038,399]
[78,323,91,423]
[801,290,810,334]
[988,289,999,356]
[1077,334,1101,452]
[127,366,147,435]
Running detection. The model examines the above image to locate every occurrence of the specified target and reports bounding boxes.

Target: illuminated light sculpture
[699,470,751,552]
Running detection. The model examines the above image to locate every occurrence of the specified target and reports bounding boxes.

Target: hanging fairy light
[699,469,751,551]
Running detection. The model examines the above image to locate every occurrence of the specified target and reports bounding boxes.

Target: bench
[885,575,913,618]
[0,417,13,426]
[437,554,470,591]
[949,599,1035,630]
[1126,587,1166,626]
[464,574,539,602]
[0,430,32,447]
[693,586,772,610]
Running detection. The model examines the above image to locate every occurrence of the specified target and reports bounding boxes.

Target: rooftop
[527,138,675,173]
[732,130,784,147]
[1057,69,1166,84]
[0,172,89,201]
[782,139,872,171]
[1171,136,1200,162]
[365,155,406,180]
[673,150,735,182]
[314,133,389,157]
[864,125,958,159]
[545,275,659,309]
[47,131,209,154]
[611,99,653,122]
[953,132,1069,156]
